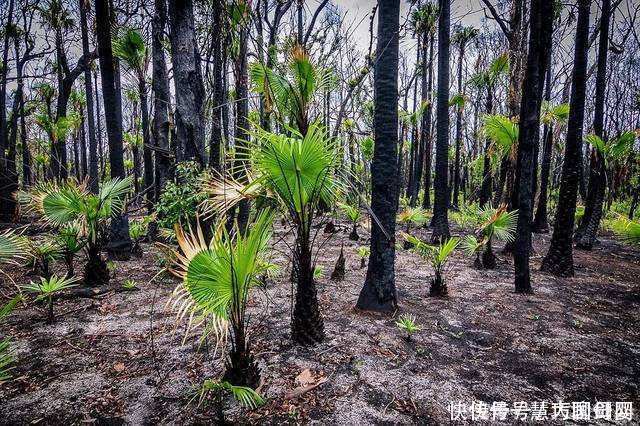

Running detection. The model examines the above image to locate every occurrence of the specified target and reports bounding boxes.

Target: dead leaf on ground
[286,369,328,399]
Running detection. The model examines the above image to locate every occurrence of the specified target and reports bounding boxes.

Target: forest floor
[0,219,639,425]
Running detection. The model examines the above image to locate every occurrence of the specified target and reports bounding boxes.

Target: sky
[331,0,488,50]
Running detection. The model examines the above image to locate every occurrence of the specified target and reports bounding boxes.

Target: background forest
[0,0,639,423]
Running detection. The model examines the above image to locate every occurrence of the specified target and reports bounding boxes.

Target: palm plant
[356,246,370,269]
[201,122,343,345]
[23,275,79,323]
[129,217,150,256]
[403,234,459,296]
[468,53,509,207]
[451,26,478,208]
[0,296,21,384]
[122,279,138,291]
[169,210,273,388]
[113,27,153,209]
[609,216,640,245]
[338,202,361,240]
[0,338,13,384]
[577,131,636,248]
[27,238,61,279]
[396,314,421,341]
[0,230,27,273]
[398,206,429,232]
[55,223,84,278]
[534,102,570,232]
[197,379,264,423]
[34,111,72,147]
[461,205,518,269]
[249,45,333,135]
[482,114,519,166]
[22,177,133,285]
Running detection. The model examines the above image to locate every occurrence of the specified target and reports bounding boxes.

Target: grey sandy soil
[1,221,639,424]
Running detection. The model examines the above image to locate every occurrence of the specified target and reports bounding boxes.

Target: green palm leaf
[482,114,519,156]
[0,231,27,264]
[112,27,146,72]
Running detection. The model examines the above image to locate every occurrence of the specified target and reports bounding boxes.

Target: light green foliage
[250,46,333,131]
[398,206,429,229]
[23,178,132,246]
[0,338,13,384]
[448,93,466,109]
[202,123,343,225]
[459,206,517,268]
[396,314,421,339]
[170,210,273,346]
[356,246,370,259]
[313,266,324,279]
[34,113,72,144]
[56,223,84,255]
[541,102,569,125]
[450,204,482,230]
[584,131,636,165]
[197,379,264,409]
[23,275,79,322]
[338,202,361,224]
[411,3,438,36]
[468,53,509,90]
[112,27,146,73]
[122,279,138,290]
[27,238,61,278]
[0,296,21,384]
[608,217,640,245]
[403,234,459,275]
[24,275,79,300]
[0,230,27,267]
[482,114,519,161]
[480,207,518,243]
[156,162,207,230]
[461,235,484,256]
[360,136,374,160]
[129,217,150,241]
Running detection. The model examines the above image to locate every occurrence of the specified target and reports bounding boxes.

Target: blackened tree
[356,0,401,313]
[430,0,451,243]
[513,0,554,292]
[540,0,591,276]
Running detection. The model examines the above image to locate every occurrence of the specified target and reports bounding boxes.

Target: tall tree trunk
[452,41,466,209]
[532,65,553,233]
[502,0,525,209]
[513,0,553,293]
[20,94,31,187]
[94,69,106,180]
[431,0,451,243]
[73,128,80,181]
[95,0,132,258]
[0,0,15,221]
[576,0,611,250]
[356,0,400,313]
[479,84,494,208]
[79,111,88,179]
[232,12,250,234]
[421,33,435,210]
[540,0,590,277]
[138,77,154,211]
[152,0,172,199]
[4,78,20,223]
[80,0,99,193]
[168,0,206,165]
[407,37,421,204]
[209,0,224,171]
